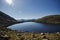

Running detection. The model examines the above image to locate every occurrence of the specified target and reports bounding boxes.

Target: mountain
[17,19,34,23]
[33,15,60,24]
[0,11,17,27]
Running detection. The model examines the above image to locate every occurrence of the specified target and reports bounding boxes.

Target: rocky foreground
[0,27,60,40]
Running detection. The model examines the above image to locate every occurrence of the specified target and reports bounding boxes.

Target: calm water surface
[8,22,60,33]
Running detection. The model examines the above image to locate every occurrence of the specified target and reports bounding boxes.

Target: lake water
[8,22,60,33]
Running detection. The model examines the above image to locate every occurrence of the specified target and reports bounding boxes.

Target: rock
[0,34,10,40]
[31,38,38,40]
[42,38,49,40]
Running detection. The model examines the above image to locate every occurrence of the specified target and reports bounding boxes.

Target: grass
[0,28,60,40]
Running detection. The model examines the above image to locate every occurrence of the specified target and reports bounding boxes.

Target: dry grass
[0,29,60,40]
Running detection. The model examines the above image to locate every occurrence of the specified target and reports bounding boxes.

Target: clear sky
[0,0,60,19]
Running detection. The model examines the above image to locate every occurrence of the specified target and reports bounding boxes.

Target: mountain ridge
[32,15,60,24]
[0,11,17,27]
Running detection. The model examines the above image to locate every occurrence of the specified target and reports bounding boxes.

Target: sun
[5,0,13,5]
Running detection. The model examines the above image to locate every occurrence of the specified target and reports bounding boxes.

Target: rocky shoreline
[0,28,60,40]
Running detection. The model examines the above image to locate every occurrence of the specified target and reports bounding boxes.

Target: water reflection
[8,22,60,33]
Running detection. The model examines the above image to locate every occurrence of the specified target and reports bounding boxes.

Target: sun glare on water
[5,0,13,5]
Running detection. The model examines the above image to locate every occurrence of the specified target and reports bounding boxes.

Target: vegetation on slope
[33,15,60,24]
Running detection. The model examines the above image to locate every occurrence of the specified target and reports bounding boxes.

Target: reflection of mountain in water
[8,22,60,33]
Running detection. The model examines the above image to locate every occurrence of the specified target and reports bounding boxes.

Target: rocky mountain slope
[0,11,17,27]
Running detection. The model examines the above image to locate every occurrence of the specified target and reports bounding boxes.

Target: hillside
[0,12,60,40]
[33,15,60,24]
[0,11,17,27]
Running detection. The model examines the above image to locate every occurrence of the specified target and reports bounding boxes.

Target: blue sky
[0,0,60,19]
